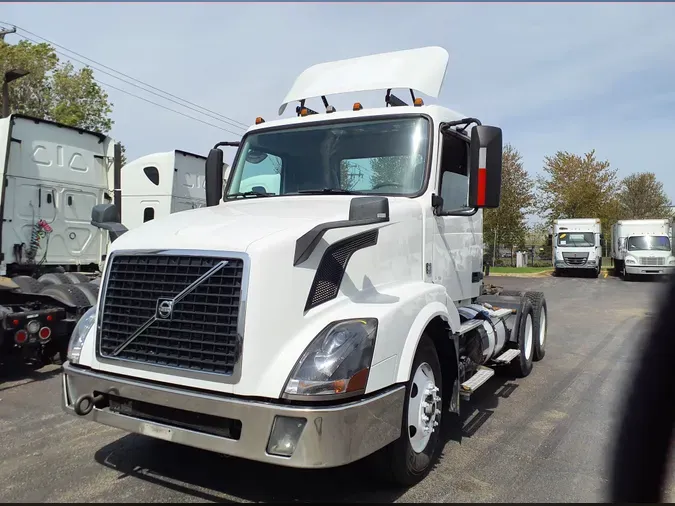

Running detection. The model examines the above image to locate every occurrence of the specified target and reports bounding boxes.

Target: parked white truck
[0,113,227,365]
[551,218,604,277]
[611,219,674,280]
[62,47,549,486]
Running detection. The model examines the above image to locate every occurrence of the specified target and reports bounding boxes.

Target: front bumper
[61,362,405,469]
[625,264,675,276]
[555,261,597,269]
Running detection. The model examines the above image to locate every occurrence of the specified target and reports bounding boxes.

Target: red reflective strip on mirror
[477,167,487,206]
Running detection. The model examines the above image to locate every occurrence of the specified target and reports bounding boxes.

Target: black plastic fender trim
[293,196,390,266]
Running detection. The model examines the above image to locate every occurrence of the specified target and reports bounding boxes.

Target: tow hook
[73,393,104,416]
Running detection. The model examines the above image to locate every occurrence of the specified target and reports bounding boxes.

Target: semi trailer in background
[0,114,227,366]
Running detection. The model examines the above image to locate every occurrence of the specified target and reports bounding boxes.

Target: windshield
[627,235,671,252]
[557,232,595,247]
[225,117,430,199]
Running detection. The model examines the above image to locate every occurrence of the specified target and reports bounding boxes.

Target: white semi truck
[551,218,604,277]
[611,219,674,280]
[0,114,227,365]
[62,47,549,487]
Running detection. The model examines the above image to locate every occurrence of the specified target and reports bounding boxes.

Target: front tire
[377,334,443,487]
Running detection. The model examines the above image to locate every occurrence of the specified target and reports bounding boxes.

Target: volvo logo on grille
[156,299,174,320]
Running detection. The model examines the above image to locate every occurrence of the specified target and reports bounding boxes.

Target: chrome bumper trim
[625,265,674,275]
[61,363,405,469]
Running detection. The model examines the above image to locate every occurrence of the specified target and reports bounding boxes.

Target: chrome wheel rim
[408,362,441,453]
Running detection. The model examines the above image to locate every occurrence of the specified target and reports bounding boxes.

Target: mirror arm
[438,207,479,217]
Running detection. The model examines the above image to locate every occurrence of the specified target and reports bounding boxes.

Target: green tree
[119,143,128,166]
[536,150,620,227]
[0,38,113,133]
[618,172,672,220]
[484,144,535,258]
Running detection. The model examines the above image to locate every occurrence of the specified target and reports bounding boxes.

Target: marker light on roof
[299,108,309,117]
[353,102,363,111]
[414,97,424,107]
[255,117,265,124]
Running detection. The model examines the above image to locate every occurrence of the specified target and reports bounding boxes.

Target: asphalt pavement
[1,273,673,503]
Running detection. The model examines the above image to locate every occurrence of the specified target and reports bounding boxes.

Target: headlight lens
[625,256,636,265]
[67,305,97,364]
[669,258,675,266]
[283,319,378,399]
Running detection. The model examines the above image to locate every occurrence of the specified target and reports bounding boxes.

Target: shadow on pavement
[0,360,62,390]
[93,374,520,503]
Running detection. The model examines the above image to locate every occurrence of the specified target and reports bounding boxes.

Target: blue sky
[3,3,675,210]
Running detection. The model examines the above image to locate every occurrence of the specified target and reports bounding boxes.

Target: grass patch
[489,266,553,274]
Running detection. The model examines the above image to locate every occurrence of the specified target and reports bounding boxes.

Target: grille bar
[562,252,588,266]
[639,256,665,266]
[98,252,246,377]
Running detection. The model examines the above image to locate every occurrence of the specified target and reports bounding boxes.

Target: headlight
[669,258,675,266]
[625,256,636,265]
[67,305,97,364]
[283,319,378,399]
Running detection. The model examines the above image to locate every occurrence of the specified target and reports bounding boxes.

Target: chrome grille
[98,253,245,376]
[562,252,588,266]
[639,257,665,266]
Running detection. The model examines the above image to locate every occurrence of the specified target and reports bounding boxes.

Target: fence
[485,243,615,269]
[485,244,552,268]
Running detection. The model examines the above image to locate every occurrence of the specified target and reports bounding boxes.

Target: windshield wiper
[296,188,357,195]
[226,191,271,199]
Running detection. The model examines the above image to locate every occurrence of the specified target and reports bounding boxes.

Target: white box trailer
[0,114,115,277]
[119,149,230,231]
[611,219,674,280]
[65,46,551,487]
[0,114,228,366]
[552,218,603,277]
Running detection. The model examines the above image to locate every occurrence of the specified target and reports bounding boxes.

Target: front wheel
[376,334,443,487]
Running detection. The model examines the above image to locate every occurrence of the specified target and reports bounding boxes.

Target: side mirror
[91,203,128,243]
[548,234,553,246]
[468,125,503,208]
[600,235,606,247]
[205,148,224,207]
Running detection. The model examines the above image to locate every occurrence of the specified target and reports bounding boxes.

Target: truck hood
[96,195,426,397]
[111,196,356,254]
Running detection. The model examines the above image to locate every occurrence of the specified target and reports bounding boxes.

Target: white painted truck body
[0,115,115,275]
[120,149,230,231]
[611,219,674,277]
[552,218,602,276]
[62,47,548,483]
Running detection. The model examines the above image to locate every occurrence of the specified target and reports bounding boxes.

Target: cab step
[493,348,520,364]
[460,366,495,399]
